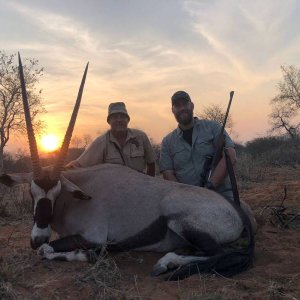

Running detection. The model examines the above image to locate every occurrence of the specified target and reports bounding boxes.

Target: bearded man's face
[172,99,194,125]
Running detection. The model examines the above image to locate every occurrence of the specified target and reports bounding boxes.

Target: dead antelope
[0,54,256,280]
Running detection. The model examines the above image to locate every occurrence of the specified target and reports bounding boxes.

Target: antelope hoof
[151,253,183,276]
[151,264,168,277]
[38,243,54,257]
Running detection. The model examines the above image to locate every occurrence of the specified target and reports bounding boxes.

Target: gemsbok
[0,54,256,280]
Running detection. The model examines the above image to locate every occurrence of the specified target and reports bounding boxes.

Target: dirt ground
[0,167,300,299]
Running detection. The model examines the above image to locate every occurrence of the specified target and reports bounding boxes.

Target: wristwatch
[205,181,215,190]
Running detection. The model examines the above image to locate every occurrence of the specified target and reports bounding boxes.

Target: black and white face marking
[30,179,61,249]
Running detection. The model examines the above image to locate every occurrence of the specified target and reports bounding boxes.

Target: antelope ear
[0,173,32,187]
[60,175,91,200]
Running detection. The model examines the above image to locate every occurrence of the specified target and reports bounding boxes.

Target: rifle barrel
[222,91,234,132]
[206,91,235,183]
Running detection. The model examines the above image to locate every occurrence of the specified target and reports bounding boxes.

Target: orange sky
[8,74,276,154]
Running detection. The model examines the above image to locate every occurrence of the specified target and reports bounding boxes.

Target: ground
[0,167,299,299]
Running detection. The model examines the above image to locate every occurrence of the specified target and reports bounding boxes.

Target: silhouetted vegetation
[269,65,300,138]
[3,134,300,178]
[0,51,45,173]
[2,147,85,173]
[242,136,300,166]
[234,135,300,183]
[244,136,286,157]
[196,103,234,132]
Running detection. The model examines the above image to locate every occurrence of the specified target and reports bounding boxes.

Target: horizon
[1,0,300,154]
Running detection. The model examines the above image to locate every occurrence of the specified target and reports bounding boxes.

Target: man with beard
[66,102,156,176]
[159,91,236,200]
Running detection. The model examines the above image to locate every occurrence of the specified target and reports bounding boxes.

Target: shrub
[243,136,300,168]
[236,153,268,183]
[0,184,31,220]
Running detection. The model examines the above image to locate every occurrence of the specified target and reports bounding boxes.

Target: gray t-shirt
[159,118,235,200]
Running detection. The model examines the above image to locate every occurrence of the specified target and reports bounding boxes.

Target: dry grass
[76,252,123,299]
[0,282,18,300]
[0,184,31,220]
[0,165,300,299]
[0,256,25,300]
[188,292,224,300]
[236,153,269,183]
[259,186,300,229]
[267,276,300,300]
[0,246,126,300]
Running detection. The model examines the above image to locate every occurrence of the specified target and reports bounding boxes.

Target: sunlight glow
[40,134,60,152]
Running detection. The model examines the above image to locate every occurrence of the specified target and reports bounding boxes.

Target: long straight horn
[52,63,89,180]
[18,53,42,180]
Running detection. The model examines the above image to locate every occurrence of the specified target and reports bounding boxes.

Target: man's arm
[142,132,156,176]
[146,162,155,177]
[159,136,178,182]
[208,147,236,188]
[65,135,104,169]
[162,170,178,182]
[65,160,82,169]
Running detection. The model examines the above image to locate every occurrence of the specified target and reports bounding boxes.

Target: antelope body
[3,163,256,279]
[54,164,255,251]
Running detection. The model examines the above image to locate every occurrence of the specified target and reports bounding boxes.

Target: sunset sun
[40,134,60,152]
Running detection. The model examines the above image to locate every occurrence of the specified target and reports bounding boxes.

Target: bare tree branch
[270,65,300,138]
[0,51,46,172]
[196,103,234,133]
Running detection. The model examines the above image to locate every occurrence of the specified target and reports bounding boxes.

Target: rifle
[200,91,234,187]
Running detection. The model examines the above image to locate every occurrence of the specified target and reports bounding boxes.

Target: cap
[107,102,130,122]
[171,91,191,105]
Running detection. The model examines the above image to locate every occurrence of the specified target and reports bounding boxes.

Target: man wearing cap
[66,102,156,176]
[159,91,236,201]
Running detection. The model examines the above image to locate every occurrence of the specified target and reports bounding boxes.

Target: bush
[245,136,285,157]
[3,147,85,173]
[243,136,300,167]
[236,153,268,183]
[0,184,31,220]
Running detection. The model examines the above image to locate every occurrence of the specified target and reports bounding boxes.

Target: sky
[1,0,300,153]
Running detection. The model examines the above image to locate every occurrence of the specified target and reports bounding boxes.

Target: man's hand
[209,147,236,187]
[162,170,178,182]
[146,162,156,177]
[205,181,215,190]
[64,160,81,170]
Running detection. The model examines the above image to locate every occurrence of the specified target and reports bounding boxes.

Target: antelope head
[18,53,89,249]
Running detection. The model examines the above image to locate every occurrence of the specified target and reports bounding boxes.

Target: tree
[82,134,92,149]
[197,103,234,132]
[0,51,45,172]
[71,135,82,149]
[269,103,300,138]
[270,65,300,138]
[70,134,92,149]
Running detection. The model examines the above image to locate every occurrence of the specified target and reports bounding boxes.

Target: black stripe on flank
[110,216,168,251]
[181,227,223,255]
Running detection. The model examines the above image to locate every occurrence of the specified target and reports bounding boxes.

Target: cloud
[3,0,300,148]
[183,0,299,71]
[8,2,100,54]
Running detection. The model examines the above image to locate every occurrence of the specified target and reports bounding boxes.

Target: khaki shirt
[76,128,156,172]
[159,118,235,200]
